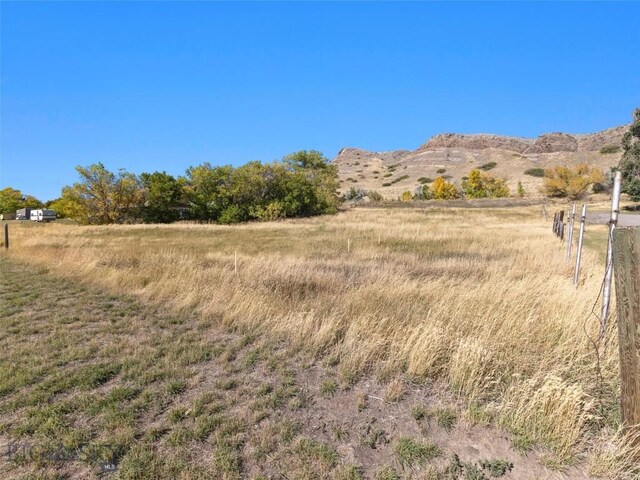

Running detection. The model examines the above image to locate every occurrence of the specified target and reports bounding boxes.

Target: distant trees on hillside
[618,108,640,201]
[52,151,340,225]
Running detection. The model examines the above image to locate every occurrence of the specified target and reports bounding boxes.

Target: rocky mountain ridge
[334,125,628,198]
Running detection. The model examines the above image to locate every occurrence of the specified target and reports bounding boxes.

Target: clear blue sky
[2,1,639,201]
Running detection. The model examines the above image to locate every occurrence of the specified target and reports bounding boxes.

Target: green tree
[140,171,185,223]
[0,188,43,214]
[184,163,234,220]
[283,150,340,214]
[61,163,144,224]
[618,108,640,201]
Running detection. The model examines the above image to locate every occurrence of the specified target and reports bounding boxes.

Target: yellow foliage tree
[543,164,605,199]
[430,176,460,200]
[461,169,510,198]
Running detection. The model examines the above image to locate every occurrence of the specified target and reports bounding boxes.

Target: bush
[542,164,605,199]
[417,177,433,184]
[430,176,460,200]
[461,170,510,199]
[479,162,497,171]
[592,182,607,194]
[599,144,621,154]
[436,168,447,174]
[399,191,413,202]
[524,168,545,177]
[517,181,525,198]
[344,187,366,201]
[390,175,410,185]
[367,190,383,202]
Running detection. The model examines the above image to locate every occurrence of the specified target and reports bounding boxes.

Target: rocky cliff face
[333,123,628,198]
[414,125,627,154]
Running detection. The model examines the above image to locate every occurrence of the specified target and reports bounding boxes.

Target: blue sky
[2,1,639,201]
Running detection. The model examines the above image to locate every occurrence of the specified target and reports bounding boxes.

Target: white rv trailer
[29,209,56,222]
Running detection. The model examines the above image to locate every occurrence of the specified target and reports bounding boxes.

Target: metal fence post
[574,205,587,287]
[3,224,8,250]
[601,171,623,330]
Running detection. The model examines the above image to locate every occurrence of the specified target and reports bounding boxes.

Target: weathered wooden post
[612,227,640,445]
[3,224,8,250]
[574,205,587,287]
[558,211,565,240]
[601,171,623,330]
[553,212,558,236]
[566,203,576,262]
[543,203,549,222]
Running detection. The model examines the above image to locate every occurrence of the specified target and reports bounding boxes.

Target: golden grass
[2,206,636,474]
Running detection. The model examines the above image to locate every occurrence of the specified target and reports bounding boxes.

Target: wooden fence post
[566,203,576,262]
[612,227,640,444]
[558,211,565,240]
[3,224,8,250]
[553,212,558,236]
[574,205,587,287]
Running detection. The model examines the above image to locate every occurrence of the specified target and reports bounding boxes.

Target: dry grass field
[1,206,639,479]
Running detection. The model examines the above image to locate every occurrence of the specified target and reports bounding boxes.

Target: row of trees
[394,169,511,201]
[47,151,340,224]
[0,188,44,214]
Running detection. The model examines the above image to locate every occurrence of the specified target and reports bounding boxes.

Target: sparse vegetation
[479,162,497,171]
[1,206,635,478]
[524,168,545,177]
[436,168,447,174]
[394,437,440,467]
[417,177,433,184]
[599,144,621,154]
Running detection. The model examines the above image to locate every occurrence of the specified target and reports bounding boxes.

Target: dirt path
[0,259,590,479]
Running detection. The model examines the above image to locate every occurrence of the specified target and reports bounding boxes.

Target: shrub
[436,168,447,174]
[383,173,393,178]
[344,187,366,201]
[399,191,413,202]
[592,182,607,194]
[430,177,460,200]
[417,177,433,184]
[517,181,525,198]
[461,170,509,199]
[479,162,497,171]
[542,164,605,199]
[390,175,410,185]
[599,144,621,154]
[367,190,383,202]
[382,182,391,187]
[524,168,545,177]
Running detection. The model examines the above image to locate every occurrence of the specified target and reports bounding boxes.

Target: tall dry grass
[2,207,634,474]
